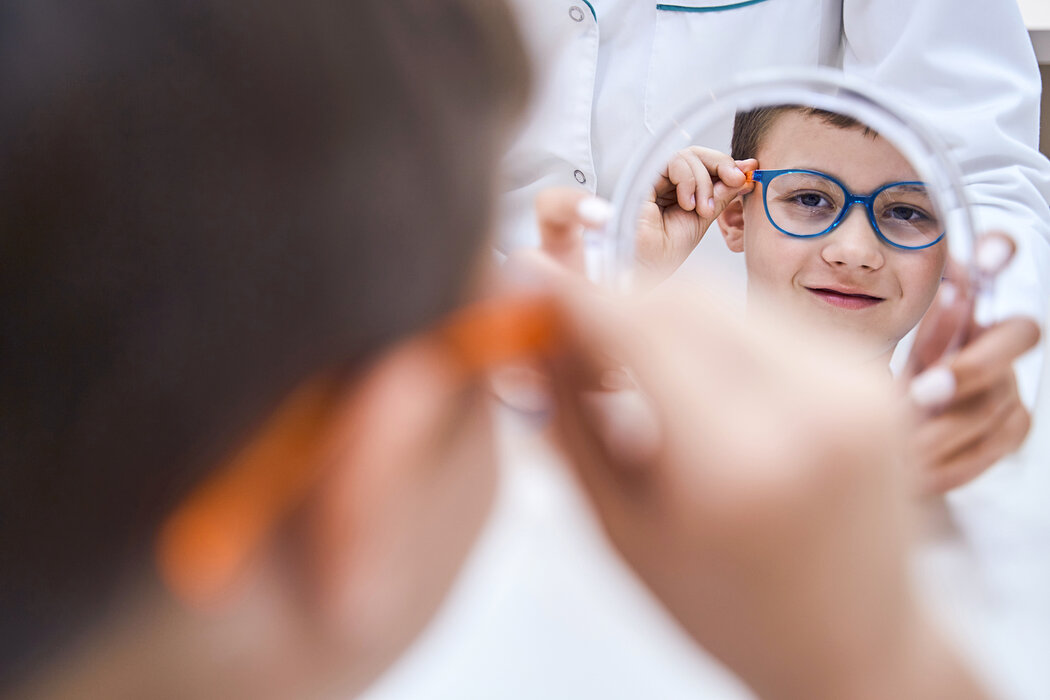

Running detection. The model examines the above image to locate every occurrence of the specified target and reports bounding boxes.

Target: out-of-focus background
[360,5,1050,699]
[1024,0,1050,156]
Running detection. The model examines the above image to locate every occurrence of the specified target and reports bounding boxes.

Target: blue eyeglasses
[749,169,945,250]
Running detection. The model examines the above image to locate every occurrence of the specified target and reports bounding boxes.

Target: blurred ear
[298,337,495,673]
[718,198,745,253]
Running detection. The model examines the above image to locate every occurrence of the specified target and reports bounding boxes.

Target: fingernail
[938,281,957,306]
[577,196,613,228]
[976,236,1012,275]
[707,197,715,214]
[909,366,956,408]
[690,193,696,209]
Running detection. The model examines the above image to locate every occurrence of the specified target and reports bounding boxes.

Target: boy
[640,106,947,366]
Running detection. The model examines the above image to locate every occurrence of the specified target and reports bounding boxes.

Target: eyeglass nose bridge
[826,192,885,242]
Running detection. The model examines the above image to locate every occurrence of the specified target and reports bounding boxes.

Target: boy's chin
[824,325,899,366]
[794,311,898,365]
[746,290,900,366]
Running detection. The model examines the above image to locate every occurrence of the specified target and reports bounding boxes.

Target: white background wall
[1018,0,1050,156]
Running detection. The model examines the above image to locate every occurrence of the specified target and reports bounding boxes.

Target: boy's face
[726,111,947,362]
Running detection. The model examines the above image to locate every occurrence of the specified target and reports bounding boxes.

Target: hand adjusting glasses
[746,169,945,250]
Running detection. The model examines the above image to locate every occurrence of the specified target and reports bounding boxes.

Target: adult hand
[546,282,986,700]
[636,147,755,280]
[905,233,1041,495]
[501,187,610,286]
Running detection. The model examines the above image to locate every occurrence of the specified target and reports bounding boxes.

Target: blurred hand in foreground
[543,279,986,700]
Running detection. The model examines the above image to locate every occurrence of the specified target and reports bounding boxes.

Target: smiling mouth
[806,287,885,309]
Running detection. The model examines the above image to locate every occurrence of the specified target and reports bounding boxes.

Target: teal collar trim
[656,0,773,11]
[581,0,596,19]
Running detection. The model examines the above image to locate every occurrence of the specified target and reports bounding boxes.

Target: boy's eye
[784,190,835,210]
[883,205,928,222]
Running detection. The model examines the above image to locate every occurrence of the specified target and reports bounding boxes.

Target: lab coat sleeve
[842,0,1050,405]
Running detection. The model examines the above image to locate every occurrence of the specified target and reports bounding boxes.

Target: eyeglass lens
[764,171,943,248]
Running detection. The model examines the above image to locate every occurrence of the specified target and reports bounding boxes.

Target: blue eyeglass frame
[749,168,946,251]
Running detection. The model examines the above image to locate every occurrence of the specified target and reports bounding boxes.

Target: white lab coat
[499,0,1050,401]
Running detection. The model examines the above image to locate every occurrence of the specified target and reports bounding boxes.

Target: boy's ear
[300,337,494,659]
[718,197,746,253]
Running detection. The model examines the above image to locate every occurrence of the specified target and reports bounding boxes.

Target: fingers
[919,402,1031,495]
[713,158,756,213]
[911,317,1040,409]
[907,315,1038,494]
[532,187,612,273]
[550,281,864,489]
[948,317,1040,401]
[975,231,1016,278]
[905,233,1020,379]
[546,289,660,515]
[547,285,718,467]
[906,227,1034,403]
[939,255,974,299]
[666,153,705,212]
[534,187,602,247]
[665,148,755,218]
[910,376,1015,466]
[720,157,756,187]
[904,281,973,380]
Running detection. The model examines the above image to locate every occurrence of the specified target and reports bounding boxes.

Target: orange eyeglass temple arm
[156,295,561,608]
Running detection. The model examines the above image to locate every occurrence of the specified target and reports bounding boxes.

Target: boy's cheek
[899,252,946,309]
[746,235,805,292]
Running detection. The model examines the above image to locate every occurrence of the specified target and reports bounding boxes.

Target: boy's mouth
[805,286,885,310]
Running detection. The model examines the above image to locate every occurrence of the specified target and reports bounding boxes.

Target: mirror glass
[600,71,977,373]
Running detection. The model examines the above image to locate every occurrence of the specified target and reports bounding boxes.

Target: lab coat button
[568,6,585,22]
[573,169,587,184]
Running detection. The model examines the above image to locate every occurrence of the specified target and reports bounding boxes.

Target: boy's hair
[0,0,528,685]
[731,106,877,160]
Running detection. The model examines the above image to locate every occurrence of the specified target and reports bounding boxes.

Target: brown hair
[0,0,528,684]
[731,106,877,161]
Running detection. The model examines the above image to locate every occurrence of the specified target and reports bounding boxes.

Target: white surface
[1020,0,1050,30]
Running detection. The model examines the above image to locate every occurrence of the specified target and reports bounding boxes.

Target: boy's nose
[820,205,885,271]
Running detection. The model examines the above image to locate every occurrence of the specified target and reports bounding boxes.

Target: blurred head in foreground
[0,1,528,697]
